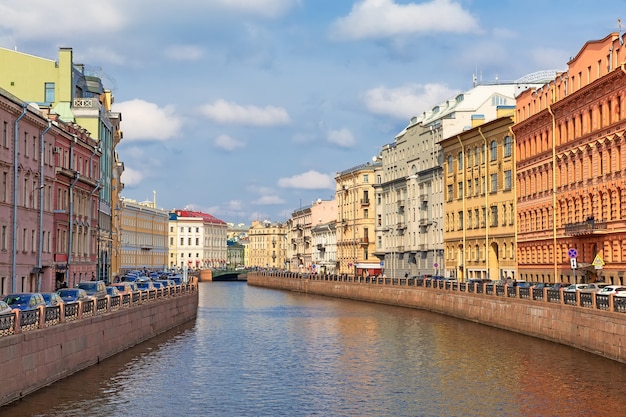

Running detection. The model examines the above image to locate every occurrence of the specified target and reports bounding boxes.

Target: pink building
[0,89,56,294]
[51,117,101,288]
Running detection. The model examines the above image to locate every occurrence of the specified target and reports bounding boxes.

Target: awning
[356,263,382,269]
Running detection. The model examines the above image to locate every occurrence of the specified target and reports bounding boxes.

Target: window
[458,182,463,199]
[180,237,184,245]
[490,140,497,161]
[458,211,464,230]
[490,206,499,227]
[363,174,369,183]
[504,136,512,157]
[504,170,512,190]
[490,173,498,193]
[447,184,453,201]
[458,152,463,170]
[447,155,453,173]
[44,82,55,103]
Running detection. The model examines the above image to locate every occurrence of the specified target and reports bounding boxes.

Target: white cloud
[253,195,286,205]
[363,83,458,119]
[200,99,290,126]
[113,99,182,141]
[330,0,479,41]
[214,134,245,151]
[213,0,298,18]
[278,171,335,189]
[327,128,356,148]
[120,167,144,187]
[164,44,204,61]
[0,2,127,39]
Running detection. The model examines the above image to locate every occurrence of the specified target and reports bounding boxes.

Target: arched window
[504,136,512,157]
[490,140,498,161]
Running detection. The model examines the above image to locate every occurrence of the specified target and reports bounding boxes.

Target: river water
[3,281,626,417]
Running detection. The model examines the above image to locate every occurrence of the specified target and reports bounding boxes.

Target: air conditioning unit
[53,146,61,154]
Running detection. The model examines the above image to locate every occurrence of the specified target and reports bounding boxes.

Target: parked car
[76,281,107,299]
[3,293,46,311]
[57,288,92,303]
[550,282,571,290]
[105,286,120,297]
[564,284,589,292]
[136,280,155,291]
[579,282,610,293]
[111,282,135,294]
[155,279,175,288]
[0,300,13,314]
[597,285,626,296]
[41,292,64,307]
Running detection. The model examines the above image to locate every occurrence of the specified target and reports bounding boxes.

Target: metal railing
[257,272,626,314]
[0,283,197,337]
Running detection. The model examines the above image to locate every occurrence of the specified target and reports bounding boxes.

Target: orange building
[513,32,626,284]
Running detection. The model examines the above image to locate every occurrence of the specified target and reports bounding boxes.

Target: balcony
[359,237,369,245]
[564,217,607,236]
[419,194,428,202]
[360,198,370,206]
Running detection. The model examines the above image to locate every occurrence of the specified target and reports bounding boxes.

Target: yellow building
[248,220,287,270]
[117,197,169,275]
[441,112,517,281]
[336,162,380,276]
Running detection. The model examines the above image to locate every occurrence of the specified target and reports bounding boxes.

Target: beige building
[248,220,287,270]
[117,196,169,275]
[310,199,337,275]
[441,112,517,281]
[336,163,380,276]
[287,205,313,272]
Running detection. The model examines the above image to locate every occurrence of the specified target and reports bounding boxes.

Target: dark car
[41,292,65,307]
[57,288,92,303]
[105,286,120,297]
[76,281,107,299]
[3,293,46,311]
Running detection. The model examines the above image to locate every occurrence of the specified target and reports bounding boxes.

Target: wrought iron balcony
[564,217,607,236]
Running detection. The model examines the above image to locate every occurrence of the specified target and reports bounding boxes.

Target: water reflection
[3,282,626,417]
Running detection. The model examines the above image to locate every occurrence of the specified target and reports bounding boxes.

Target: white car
[564,284,589,292]
[579,282,611,293]
[597,285,626,297]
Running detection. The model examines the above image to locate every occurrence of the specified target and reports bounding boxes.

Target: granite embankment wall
[0,290,198,407]
[248,273,626,363]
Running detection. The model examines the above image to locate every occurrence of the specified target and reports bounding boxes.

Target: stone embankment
[248,272,626,364]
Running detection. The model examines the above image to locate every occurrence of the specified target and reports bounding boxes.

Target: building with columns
[513,32,626,284]
[168,210,227,271]
[248,220,287,270]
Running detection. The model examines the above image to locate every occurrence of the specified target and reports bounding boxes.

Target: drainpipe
[68,172,80,287]
[547,95,558,282]
[478,128,490,281]
[456,135,466,281]
[88,180,101,260]
[36,121,52,292]
[12,104,28,293]
[509,125,518,281]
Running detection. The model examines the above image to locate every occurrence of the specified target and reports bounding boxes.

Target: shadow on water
[0,319,197,417]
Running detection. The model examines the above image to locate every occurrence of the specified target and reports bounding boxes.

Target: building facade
[513,32,626,284]
[248,220,287,270]
[168,210,227,270]
[0,90,56,294]
[117,197,168,276]
[0,47,123,283]
[336,164,379,276]
[441,113,517,281]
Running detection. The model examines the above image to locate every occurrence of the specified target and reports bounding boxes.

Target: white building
[168,210,227,270]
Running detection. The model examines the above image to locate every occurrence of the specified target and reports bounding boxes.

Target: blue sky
[0,0,624,223]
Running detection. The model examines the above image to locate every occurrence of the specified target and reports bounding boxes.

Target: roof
[170,209,226,225]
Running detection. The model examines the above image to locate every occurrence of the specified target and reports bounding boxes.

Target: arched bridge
[211,270,247,281]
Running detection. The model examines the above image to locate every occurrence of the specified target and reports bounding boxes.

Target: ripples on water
[3,281,626,417]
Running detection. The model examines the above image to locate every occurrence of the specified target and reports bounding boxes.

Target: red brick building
[513,32,626,284]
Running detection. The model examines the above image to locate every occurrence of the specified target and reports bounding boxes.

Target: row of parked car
[0,273,185,314]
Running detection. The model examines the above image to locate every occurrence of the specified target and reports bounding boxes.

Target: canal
[3,281,626,416]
